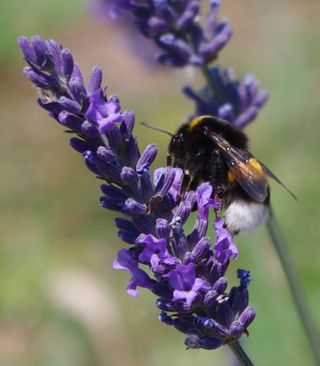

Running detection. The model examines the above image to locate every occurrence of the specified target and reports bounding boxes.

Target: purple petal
[137,234,175,271]
[98,113,123,134]
[113,248,154,297]
[214,217,238,264]
[167,263,196,292]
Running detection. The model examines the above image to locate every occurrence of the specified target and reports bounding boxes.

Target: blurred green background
[1,0,320,365]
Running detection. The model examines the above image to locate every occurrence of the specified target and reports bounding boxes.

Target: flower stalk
[229,341,254,366]
[267,207,320,365]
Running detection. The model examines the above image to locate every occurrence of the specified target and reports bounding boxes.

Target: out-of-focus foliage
[0,0,84,68]
[1,1,320,365]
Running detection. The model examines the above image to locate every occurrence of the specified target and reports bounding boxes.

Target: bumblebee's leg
[166,152,173,166]
[179,169,193,199]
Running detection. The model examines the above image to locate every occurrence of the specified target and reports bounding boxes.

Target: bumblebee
[167,115,295,234]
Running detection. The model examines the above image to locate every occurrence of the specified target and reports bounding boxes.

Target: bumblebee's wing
[208,133,269,203]
[259,162,297,200]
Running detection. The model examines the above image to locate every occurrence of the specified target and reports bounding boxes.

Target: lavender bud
[155,218,170,239]
[69,77,87,104]
[122,198,147,215]
[69,137,91,153]
[204,290,218,307]
[46,39,63,75]
[31,35,49,67]
[121,109,135,137]
[147,16,167,36]
[100,196,124,212]
[237,307,256,328]
[229,321,244,339]
[216,302,233,330]
[138,169,153,202]
[115,217,139,233]
[212,277,228,293]
[58,111,83,130]
[87,66,103,95]
[154,167,176,197]
[198,318,228,339]
[122,136,140,167]
[115,218,140,244]
[57,96,81,114]
[191,237,211,262]
[171,231,188,260]
[61,48,74,79]
[23,67,51,88]
[136,144,158,171]
[133,216,156,236]
[101,184,128,200]
[18,36,37,65]
[237,269,252,287]
[158,33,193,63]
[71,63,84,83]
[97,146,117,163]
[95,160,121,182]
[81,121,99,137]
[120,166,138,186]
[174,201,193,225]
[200,23,232,61]
[185,335,202,349]
[157,300,176,312]
[183,251,194,265]
[105,124,123,150]
[176,1,199,30]
[254,90,269,108]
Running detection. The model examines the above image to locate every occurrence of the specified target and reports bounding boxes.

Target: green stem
[228,341,254,366]
[267,206,320,365]
[201,64,221,100]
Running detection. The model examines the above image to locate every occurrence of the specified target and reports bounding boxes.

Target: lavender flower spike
[99,0,232,67]
[19,36,255,351]
[184,66,269,128]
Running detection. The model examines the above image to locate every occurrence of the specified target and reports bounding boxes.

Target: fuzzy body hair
[225,198,269,234]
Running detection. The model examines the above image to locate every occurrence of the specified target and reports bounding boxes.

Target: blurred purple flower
[19,35,255,350]
[95,0,232,67]
[184,66,269,128]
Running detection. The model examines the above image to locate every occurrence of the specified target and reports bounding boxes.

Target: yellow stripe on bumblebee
[248,158,263,173]
[188,115,213,131]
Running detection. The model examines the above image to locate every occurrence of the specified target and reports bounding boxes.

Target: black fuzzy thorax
[168,117,248,196]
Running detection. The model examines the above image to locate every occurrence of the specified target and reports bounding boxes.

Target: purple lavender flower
[184,66,269,128]
[161,269,255,349]
[97,0,232,67]
[19,35,255,350]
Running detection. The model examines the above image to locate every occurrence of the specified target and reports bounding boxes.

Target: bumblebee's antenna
[140,122,173,137]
